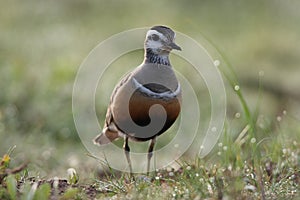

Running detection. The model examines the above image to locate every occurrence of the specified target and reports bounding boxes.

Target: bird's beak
[168,42,182,51]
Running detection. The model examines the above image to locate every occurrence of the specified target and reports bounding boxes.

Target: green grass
[0,0,300,199]
[0,49,299,198]
[0,124,299,199]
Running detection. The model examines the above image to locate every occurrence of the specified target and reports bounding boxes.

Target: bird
[93,25,182,175]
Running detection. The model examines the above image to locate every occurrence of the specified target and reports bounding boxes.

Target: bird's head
[145,26,181,55]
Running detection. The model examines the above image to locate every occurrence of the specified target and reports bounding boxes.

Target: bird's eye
[152,34,159,41]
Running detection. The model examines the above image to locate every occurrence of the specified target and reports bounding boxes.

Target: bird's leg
[147,137,156,176]
[123,136,133,177]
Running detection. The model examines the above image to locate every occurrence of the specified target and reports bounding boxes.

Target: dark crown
[150,25,175,40]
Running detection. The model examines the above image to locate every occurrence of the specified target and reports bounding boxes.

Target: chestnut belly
[115,91,181,141]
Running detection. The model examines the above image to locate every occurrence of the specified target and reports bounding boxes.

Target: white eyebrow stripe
[146,40,163,49]
[146,30,167,41]
[132,78,181,99]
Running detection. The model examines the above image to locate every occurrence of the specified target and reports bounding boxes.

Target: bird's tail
[93,127,119,145]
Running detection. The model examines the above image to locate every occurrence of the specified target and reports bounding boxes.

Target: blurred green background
[0,0,299,176]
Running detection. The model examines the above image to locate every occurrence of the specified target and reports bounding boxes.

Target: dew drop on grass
[234,85,240,91]
[217,151,222,156]
[282,110,287,115]
[235,112,241,118]
[214,60,220,67]
[223,146,228,151]
[250,138,256,144]
[218,142,223,147]
[282,148,287,155]
[277,116,282,122]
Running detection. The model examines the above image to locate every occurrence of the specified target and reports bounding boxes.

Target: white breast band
[132,78,180,100]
